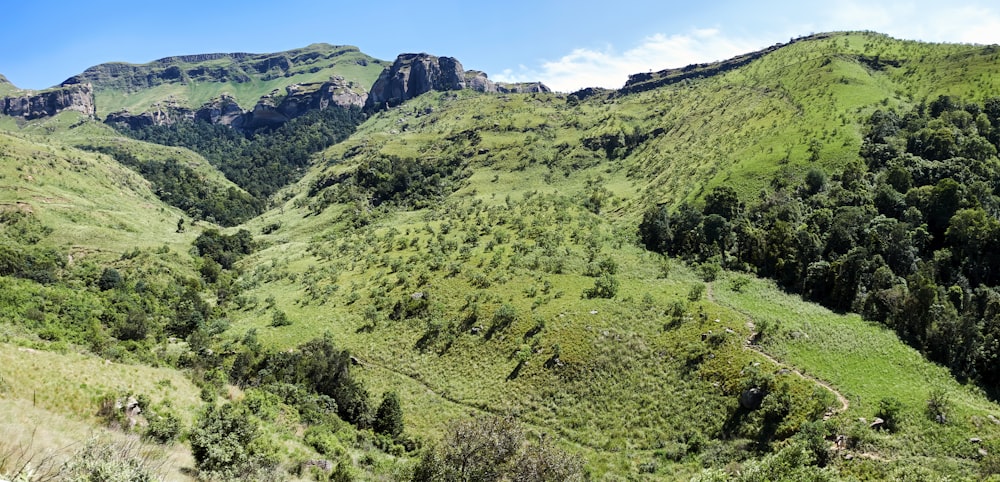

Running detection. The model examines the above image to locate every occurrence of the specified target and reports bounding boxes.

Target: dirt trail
[706,282,850,415]
[744,321,850,415]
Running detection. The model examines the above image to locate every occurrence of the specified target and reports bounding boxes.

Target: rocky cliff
[106,76,367,132]
[64,45,375,93]
[1,83,95,120]
[365,54,550,111]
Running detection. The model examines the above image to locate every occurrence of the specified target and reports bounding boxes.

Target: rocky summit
[365,53,550,111]
[1,82,95,120]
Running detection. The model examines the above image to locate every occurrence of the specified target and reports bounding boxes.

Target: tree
[98,267,123,291]
[374,391,404,439]
[189,402,279,479]
[704,186,741,220]
[638,205,672,253]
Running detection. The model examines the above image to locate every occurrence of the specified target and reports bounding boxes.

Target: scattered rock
[980,448,990,457]
[589,310,599,315]
[971,437,982,444]
[869,417,885,430]
[843,453,854,460]
[349,356,361,366]
[303,459,334,472]
[989,414,1000,425]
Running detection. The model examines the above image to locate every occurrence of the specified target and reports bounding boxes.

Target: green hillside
[70,43,388,117]
[4,31,1000,481]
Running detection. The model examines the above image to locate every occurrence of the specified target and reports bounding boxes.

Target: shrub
[189,401,279,479]
[688,284,706,301]
[926,388,951,424]
[876,397,903,432]
[145,403,182,444]
[271,310,292,327]
[59,437,163,482]
[412,414,583,482]
[584,273,619,299]
[493,303,518,328]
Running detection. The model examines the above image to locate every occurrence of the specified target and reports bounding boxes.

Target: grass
[87,44,388,117]
[711,271,1000,470]
[5,30,1000,480]
[0,343,201,481]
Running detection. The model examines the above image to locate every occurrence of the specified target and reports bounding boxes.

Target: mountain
[65,43,388,119]
[4,31,1000,481]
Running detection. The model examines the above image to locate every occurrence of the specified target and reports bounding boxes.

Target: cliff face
[244,76,367,130]
[105,76,367,132]
[64,45,369,93]
[2,83,95,120]
[365,54,465,111]
[365,54,551,112]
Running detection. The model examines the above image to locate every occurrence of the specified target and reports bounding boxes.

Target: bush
[876,397,903,432]
[493,303,518,328]
[926,388,951,424]
[271,310,292,327]
[145,404,182,444]
[583,273,619,299]
[189,401,279,479]
[59,437,162,481]
[412,414,583,482]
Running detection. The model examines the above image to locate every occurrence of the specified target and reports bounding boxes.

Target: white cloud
[494,29,762,93]
[817,1,1000,45]
[496,1,1000,94]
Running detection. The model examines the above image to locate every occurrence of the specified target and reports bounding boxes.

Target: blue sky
[2,0,1000,92]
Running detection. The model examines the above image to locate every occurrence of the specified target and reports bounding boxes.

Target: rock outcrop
[243,76,367,131]
[365,53,550,112]
[105,76,367,132]
[464,70,550,94]
[64,45,373,93]
[1,82,95,120]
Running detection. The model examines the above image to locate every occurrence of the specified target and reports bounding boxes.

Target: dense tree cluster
[229,335,377,429]
[122,106,364,204]
[81,145,263,226]
[640,95,1000,393]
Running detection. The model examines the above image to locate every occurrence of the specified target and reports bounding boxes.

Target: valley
[3,31,1000,481]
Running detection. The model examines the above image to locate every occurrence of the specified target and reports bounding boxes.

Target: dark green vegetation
[104,106,365,224]
[640,94,1000,396]
[6,31,1000,481]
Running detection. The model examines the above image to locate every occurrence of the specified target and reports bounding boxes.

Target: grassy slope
[0,343,202,481]
[90,45,388,117]
[223,32,1000,479]
[0,114,204,258]
[4,31,1000,480]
